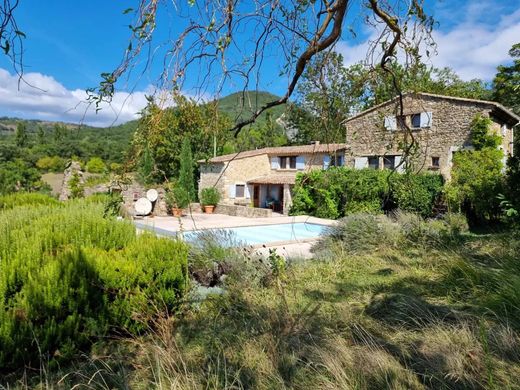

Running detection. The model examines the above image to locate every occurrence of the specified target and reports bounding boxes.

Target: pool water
[184,222,326,245]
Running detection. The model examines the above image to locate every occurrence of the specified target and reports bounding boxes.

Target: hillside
[214,91,288,126]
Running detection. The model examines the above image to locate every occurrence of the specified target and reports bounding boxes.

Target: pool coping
[134,219,334,248]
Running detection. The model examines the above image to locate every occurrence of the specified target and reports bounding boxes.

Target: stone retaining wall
[215,204,272,218]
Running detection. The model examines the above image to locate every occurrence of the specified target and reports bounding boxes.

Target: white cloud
[0,68,155,127]
[336,8,520,81]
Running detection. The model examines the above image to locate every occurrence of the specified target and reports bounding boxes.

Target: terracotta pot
[172,207,183,217]
[204,205,215,214]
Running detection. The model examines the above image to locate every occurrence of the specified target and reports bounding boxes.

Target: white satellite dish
[146,188,158,202]
[134,197,152,216]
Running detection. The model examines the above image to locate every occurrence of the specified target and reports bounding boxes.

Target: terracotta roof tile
[199,143,347,163]
[247,175,297,185]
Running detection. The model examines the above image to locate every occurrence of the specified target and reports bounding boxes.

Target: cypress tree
[178,138,196,201]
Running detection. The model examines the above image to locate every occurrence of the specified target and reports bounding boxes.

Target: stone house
[343,92,519,178]
[198,143,347,214]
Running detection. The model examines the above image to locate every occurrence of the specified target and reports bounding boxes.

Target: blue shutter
[395,156,405,173]
[323,155,330,169]
[228,184,236,198]
[384,116,397,130]
[354,157,368,169]
[296,156,305,170]
[420,112,432,127]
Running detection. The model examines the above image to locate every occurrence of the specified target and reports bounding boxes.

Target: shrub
[313,213,399,256]
[392,174,444,217]
[36,155,65,172]
[291,168,443,219]
[0,199,188,369]
[165,186,190,210]
[85,157,107,173]
[200,187,221,206]
[0,192,59,210]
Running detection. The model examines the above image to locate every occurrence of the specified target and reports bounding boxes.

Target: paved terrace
[134,213,336,259]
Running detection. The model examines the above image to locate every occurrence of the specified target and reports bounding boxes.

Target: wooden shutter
[228,184,236,198]
[271,156,280,169]
[296,156,305,170]
[420,112,432,127]
[384,116,397,130]
[354,157,368,169]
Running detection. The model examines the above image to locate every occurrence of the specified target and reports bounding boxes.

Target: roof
[247,174,296,185]
[343,92,520,125]
[199,143,348,164]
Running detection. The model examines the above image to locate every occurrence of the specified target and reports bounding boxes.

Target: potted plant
[165,186,189,217]
[200,187,220,214]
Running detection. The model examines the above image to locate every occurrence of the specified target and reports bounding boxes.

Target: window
[368,156,379,170]
[331,154,344,166]
[235,184,245,198]
[431,156,440,168]
[411,114,421,128]
[280,156,296,169]
[383,156,395,170]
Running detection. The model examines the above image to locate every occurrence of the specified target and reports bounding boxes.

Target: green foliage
[447,115,504,223]
[85,156,107,173]
[68,171,84,199]
[392,174,444,218]
[200,187,221,206]
[492,42,520,115]
[0,200,188,369]
[165,186,190,209]
[290,168,443,219]
[15,122,27,147]
[470,114,501,150]
[446,149,504,222]
[131,96,233,183]
[0,192,59,210]
[36,155,65,172]
[0,159,44,195]
[178,138,196,201]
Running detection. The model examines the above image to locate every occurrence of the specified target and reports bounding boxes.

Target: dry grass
[3,215,520,389]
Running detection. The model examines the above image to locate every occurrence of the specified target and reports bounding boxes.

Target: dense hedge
[290,168,444,219]
[0,198,188,370]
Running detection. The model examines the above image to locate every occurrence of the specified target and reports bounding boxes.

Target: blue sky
[0,0,518,126]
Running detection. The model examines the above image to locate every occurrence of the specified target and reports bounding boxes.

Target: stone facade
[199,144,347,214]
[344,93,518,179]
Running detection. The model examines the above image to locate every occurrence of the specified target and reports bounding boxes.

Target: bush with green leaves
[200,187,221,206]
[392,173,444,218]
[290,168,443,219]
[36,155,66,172]
[0,199,188,370]
[165,186,190,210]
[0,192,59,210]
[445,113,505,224]
[85,157,107,173]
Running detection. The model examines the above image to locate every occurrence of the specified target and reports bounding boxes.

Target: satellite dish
[146,188,158,202]
[134,197,152,215]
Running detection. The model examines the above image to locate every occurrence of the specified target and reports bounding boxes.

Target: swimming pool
[184,222,327,245]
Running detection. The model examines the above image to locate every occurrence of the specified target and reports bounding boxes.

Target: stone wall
[198,151,343,206]
[59,161,84,201]
[121,182,170,217]
[344,94,514,178]
[215,203,273,218]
